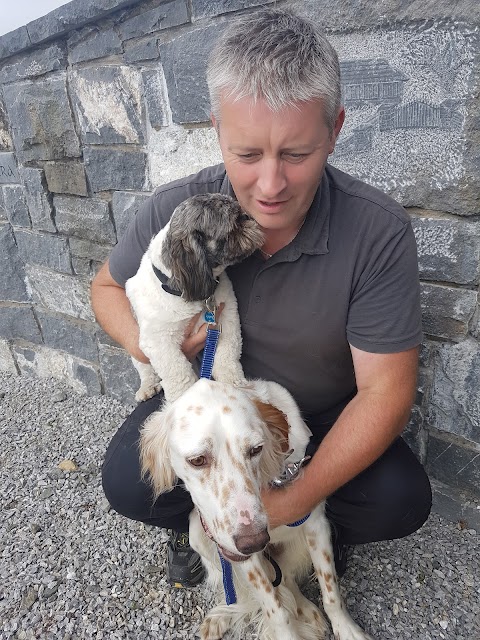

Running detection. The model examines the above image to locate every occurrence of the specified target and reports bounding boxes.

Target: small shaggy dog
[125,194,263,403]
[141,379,372,640]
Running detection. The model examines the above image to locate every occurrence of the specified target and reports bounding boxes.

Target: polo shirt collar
[219,166,330,259]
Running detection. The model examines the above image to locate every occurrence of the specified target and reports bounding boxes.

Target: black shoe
[166,530,205,588]
[331,523,350,578]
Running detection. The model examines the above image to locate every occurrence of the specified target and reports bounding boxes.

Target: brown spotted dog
[140,379,373,640]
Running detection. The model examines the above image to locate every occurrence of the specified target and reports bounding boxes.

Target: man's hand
[181,303,224,361]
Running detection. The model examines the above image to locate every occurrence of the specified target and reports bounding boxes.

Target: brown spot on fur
[329,598,336,605]
[297,607,303,616]
[187,405,193,412]
[254,401,290,453]
[322,550,332,563]
[244,477,255,495]
[221,485,230,508]
[324,572,332,582]
[247,571,257,584]
[266,610,271,618]
[222,405,232,413]
[194,406,203,415]
[326,583,333,592]
[265,584,272,593]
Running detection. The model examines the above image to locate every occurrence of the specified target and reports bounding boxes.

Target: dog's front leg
[211,275,246,386]
[235,553,304,640]
[303,506,374,640]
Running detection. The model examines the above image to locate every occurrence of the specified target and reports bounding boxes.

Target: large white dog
[125,194,263,404]
[140,378,373,640]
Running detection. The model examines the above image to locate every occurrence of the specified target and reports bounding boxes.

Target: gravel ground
[1,371,479,640]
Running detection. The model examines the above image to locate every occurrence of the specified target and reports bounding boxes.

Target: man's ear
[329,106,345,154]
[211,113,220,135]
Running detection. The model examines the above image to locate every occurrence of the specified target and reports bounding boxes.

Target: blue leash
[198,302,309,605]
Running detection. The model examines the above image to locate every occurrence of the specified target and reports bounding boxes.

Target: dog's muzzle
[199,512,269,562]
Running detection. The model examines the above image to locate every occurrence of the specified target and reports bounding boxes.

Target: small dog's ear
[139,410,176,497]
[162,230,217,302]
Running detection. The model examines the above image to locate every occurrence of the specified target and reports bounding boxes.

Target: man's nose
[257,159,287,198]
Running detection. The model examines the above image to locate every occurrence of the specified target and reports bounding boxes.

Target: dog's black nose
[233,528,270,555]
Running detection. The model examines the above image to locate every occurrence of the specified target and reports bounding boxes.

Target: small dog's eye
[188,456,207,467]
[249,444,263,458]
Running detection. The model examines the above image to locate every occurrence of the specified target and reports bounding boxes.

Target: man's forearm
[91,266,149,363]
[262,388,412,528]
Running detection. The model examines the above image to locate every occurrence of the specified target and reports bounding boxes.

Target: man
[92,8,432,588]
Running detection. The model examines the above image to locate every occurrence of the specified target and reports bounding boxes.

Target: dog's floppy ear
[254,401,290,487]
[162,229,217,302]
[139,410,176,498]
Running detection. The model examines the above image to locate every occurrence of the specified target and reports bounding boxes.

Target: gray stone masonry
[0,0,479,524]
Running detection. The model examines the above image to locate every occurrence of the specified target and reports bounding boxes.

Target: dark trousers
[101,393,432,546]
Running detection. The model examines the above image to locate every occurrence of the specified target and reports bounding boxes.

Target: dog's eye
[249,444,263,458]
[188,455,207,467]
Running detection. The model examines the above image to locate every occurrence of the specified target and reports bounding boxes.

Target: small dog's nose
[233,529,270,555]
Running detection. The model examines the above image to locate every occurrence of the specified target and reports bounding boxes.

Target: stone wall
[0,0,479,524]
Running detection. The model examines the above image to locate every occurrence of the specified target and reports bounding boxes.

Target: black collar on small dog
[152,264,182,297]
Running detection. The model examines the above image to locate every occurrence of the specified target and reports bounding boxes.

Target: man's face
[212,96,344,234]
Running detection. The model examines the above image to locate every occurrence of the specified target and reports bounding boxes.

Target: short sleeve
[346,220,422,353]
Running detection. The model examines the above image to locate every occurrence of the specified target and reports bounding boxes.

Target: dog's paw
[199,612,232,640]
[331,616,374,640]
[135,382,163,403]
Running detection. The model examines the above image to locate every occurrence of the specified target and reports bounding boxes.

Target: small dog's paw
[332,618,374,640]
[135,382,163,403]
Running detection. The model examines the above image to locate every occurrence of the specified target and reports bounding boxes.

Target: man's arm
[91,260,149,362]
[261,345,419,528]
[91,259,212,363]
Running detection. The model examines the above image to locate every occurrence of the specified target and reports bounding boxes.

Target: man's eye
[284,153,307,162]
[238,153,259,160]
[188,456,207,467]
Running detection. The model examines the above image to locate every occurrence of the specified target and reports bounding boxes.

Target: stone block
[36,311,98,361]
[13,343,101,396]
[99,343,138,405]
[191,0,265,19]
[420,282,477,341]
[68,27,123,64]
[84,148,148,192]
[0,224,29,303]
[0,189,5,221]
[149,125,222,187]
[0,305,42,343]
[53,195,116,244]
[0,26,31,60]
[118,0,188,41]
[326,23,480,215]
[411,212,480,285]
[2,185,30,227]
[3,76,81,163]
[44,162,88,196]
[431,478,480,532]
[1,43,66,83]
[111,191,150,240]
[160,24,221,123]
[403,405,426,462]
[25,0,138,46]
[0,99,12,152]
[426,429,480,497]
[428,338,480,443]
[14,230,73,274]
[123,38,159,63]
[0,153,20,185]
[70,67,144,145]
[72,257,92,276]
[20,168,55,232]
[25,265,94,322]
[0,339,18,374]
[142,69,170,129]
[69,238,112,264]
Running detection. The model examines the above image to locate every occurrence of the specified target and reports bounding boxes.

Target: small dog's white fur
[140,379,373,640]
[125,194,263,404]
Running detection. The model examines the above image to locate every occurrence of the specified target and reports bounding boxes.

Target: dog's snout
[233,528,270,555]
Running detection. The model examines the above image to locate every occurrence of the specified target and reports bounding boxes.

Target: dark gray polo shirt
[109,163,422,420]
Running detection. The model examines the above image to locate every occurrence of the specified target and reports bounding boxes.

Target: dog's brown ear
[254,401,290,453]
[139,410,176,498]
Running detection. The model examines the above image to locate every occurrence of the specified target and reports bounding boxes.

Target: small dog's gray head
[161,194,264,302]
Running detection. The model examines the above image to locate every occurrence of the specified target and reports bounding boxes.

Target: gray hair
[207,8,341,131]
